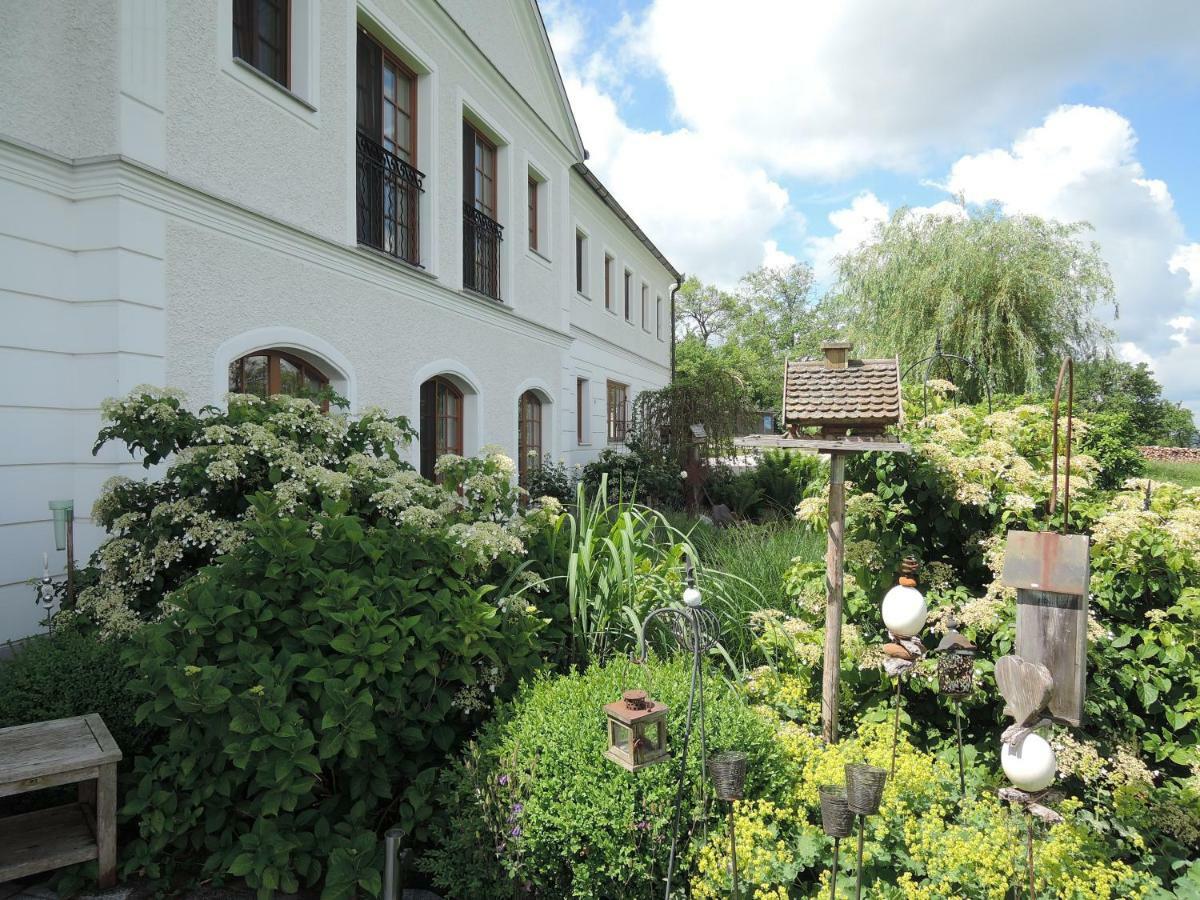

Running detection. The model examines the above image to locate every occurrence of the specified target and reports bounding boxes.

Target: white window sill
[225,57,319,125]
[527,248,553,270]
[577,291,591,301]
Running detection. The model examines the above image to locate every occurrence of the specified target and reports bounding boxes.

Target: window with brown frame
[577,378,588,444]
[419,376,464,480]
[607,381,629,443]
[656,294,664,340]
[517,391,543,485]
[623,270,632,321]
[464,123,497,217]
[356,28,423,265]
[641,283,649,330]
[233,0,290,87]
[604,255,613,310]
[575,231,586,294]
[528,176,539,252]
[228,349,328,407]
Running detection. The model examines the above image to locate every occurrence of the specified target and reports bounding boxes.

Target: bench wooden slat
[0,715,123,783]
[0,803,99,882]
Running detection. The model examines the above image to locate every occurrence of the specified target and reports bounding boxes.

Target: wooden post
[96,761,117,888]
[823,451,846,743]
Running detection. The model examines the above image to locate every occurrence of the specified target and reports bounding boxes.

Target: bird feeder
[603,689,669,772]
[934,622,977,698]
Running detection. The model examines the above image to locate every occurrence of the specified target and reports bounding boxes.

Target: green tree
[674,275,739,346]
[830,206,1116,399]
[1076,357,1198,446]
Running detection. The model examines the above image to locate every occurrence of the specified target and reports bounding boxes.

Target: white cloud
[637,0,1200,179]
[1171,243,1200,297]
[944,105,1195,352]
[762,240,797,271]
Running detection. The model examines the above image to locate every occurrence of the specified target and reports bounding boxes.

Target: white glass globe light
[1001,733,1056,793]
[881,584,927,637]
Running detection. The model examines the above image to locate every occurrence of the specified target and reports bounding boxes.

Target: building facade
[0,0,680,643]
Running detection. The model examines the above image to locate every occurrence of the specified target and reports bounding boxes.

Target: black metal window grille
[357,132,424,265]
[463,203,503,300]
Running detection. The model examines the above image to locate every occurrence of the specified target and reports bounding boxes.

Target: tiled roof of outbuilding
[783,357,902,426]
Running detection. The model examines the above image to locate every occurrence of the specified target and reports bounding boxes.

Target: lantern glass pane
[638,723,659,751]
[612,722,630,753]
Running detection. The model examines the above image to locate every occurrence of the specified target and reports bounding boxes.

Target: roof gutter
[571,162,682,283]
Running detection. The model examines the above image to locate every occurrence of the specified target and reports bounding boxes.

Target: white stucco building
[0,0,680,643]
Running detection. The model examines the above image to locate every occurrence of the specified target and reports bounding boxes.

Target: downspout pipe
[670,273,684,382]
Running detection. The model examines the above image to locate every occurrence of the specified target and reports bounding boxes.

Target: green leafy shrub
[523,454,578,505]
[1081,409,1147,489]
[0,626,152,762]
[421,657,790,899]
[580,444,685,509]
[73,388,416,635]
[122,496,555,896]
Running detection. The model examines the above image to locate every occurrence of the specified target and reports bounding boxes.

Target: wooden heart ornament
[995,655,1054,726]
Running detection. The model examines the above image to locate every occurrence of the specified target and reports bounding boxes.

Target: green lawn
[1147,459,1200,488]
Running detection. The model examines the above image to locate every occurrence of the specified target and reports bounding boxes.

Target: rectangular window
[577,378,589,445]
[575,230,587,294]
[464,123,497,218]
[624,270,632,321]
[528,176,539,251]
[604,255,614,311]
[356,28,422,265]
[233,0,290,87]
[656,295,664,340]
[641,283,649,330]
[463,120,501,300]
[607,381,629,443]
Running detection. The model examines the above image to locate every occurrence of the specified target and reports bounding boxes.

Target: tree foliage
[674,276,738,346]
[1075,357,1198,447]
[829,206,1116,399]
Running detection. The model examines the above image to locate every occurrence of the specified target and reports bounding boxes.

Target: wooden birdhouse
[783,342,903,442]
[1001,530,1090,726]
[604,690,670,771]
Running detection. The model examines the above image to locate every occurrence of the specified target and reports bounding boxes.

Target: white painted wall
[0,0,675,643]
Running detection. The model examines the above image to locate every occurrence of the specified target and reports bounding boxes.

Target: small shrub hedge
[0,626,151,762]
[122,498,554,897]
[421,657,789,899]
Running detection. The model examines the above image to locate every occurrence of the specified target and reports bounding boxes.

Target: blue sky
[541,0,1200,411]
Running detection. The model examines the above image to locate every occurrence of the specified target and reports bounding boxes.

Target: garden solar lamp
[48,499,75,606]
[880,558,927,777]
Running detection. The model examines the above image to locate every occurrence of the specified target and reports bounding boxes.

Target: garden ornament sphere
[881,584,927,638]
[1001,732,1056,793]
[682,586,702,608]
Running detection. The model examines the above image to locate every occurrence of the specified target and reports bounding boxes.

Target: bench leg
[96,764,117,888]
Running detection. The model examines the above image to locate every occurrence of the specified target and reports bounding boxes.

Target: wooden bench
[0,714,122,887]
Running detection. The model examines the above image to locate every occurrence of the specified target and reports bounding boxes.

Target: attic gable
[435,0,585,160]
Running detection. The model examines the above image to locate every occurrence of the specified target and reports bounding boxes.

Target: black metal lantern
[934,622,977,697]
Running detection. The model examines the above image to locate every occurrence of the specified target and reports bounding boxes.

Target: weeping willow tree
[829,206,1116,400]
[631,369,749,466]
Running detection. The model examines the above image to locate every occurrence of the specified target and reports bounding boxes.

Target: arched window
[420,376,464,479]
[517,391,543,485]
[228,349,328,404]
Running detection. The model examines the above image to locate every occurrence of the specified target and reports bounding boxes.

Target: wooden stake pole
[823,452,846,744]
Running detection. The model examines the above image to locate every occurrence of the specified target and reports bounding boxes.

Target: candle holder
[708,752,747,899]
[845,763,887,900]
[819,785,854,899]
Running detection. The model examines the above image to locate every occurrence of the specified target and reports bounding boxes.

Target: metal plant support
[900,331,993,417]
[933,620,977,797]
[708,752,747,899]
[636,554,722,900]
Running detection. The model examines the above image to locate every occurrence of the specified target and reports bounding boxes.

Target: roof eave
[572,162,683,282]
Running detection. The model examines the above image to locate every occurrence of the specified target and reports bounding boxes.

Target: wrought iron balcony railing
[356,132,424,266]
[463,202,503,301]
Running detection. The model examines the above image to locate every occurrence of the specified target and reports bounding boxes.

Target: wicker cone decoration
[819,785,854,838]
[707,752,747,801]
[845,764,887,815]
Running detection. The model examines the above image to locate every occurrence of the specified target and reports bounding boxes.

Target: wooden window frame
[607,380,629,444]
[641,283,650,331]
[656,294,664,340]
[228,349,329,409]
[576,378,589,445]
[420,376,465,480]
[575,231,586,294]
[528,176,539,252]
[233,0,291,88]
[356,28,419,161]
[623,270,632,321]
[518,390,543,485]
[604,255,613,311]
[464,122,497,218]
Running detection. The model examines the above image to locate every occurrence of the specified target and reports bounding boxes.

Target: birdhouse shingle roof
[783,357,902,427]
